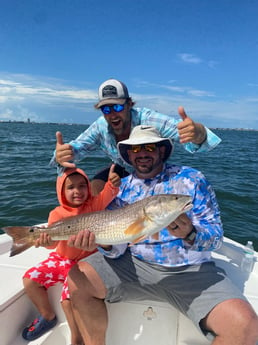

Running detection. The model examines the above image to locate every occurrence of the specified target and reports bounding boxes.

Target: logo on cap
[102,85,118,98]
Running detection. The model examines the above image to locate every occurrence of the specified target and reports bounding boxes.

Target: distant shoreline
[0,120,257,131]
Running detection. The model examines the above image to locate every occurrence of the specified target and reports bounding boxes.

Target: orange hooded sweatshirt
[47,167,119,261]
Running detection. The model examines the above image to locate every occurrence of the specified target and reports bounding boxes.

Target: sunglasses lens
[131,145,141,153]
[144,144,157,152]
[130,144,157,153]
[101,106,111,114]
[113,104,124,112]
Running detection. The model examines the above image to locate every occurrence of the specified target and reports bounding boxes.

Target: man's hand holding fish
[67,229,98,252]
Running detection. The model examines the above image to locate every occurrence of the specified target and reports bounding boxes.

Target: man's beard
[134,157,162,175]
[136,164,152,174]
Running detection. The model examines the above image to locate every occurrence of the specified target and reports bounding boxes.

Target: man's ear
[127,149,133,163]
[127,97,134,107]
[159,146,166,160]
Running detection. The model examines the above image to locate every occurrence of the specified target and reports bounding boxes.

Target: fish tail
[2,226,34,257]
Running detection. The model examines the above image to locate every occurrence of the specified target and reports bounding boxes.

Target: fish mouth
[183,201,193,212]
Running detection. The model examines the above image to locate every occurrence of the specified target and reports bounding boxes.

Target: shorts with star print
[23,251,77,301]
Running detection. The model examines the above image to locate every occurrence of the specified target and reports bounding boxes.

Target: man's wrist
[194,124,207,144]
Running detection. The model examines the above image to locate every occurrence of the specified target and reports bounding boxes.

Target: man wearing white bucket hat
[67,125,258,345]
[51,78,221,195]
[117,124,174,168]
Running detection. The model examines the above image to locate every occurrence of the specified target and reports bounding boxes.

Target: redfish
[3,194,192,257]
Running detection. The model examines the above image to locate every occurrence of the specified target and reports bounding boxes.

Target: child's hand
[108,164,121,188]
[34,233,56,248]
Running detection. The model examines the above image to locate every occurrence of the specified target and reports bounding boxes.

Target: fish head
[144,194,193,229]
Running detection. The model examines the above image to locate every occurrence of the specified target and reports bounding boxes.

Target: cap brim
[95,98,126,108]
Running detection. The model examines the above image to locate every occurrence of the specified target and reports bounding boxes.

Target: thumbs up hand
[55,131,76,168]
[177,106,207,144]
[108,164,121,188]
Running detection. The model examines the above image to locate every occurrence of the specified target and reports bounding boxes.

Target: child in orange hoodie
[22,165,120,344]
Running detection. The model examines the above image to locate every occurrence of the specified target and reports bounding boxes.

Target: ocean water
[0,122,257,250]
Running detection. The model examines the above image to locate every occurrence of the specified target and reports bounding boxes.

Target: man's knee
[202,298,258,342]
[240,309,258,341]
[68,261,107,300]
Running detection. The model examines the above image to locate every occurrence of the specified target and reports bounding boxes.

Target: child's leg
[22,277,57,341]
[23,277,56,321]
[61,299,84,345]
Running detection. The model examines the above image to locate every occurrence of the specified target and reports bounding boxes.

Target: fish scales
[48,205,143,243]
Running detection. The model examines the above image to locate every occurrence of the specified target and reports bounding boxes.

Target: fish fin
[124,217,145,236]
[127,230,160,246]
[2,226,35,257]
[129,231,159,245]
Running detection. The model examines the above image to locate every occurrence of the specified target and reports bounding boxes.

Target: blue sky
[0,0,258,129]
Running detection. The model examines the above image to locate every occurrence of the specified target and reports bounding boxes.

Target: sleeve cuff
[97,244,127,258]
[183,127,222,153]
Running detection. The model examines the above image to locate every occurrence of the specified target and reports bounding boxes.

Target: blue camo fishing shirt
[100,163,223,267]
[50,107,221,174]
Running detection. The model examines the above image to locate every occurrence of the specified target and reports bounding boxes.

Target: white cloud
[178,53,218,69]
[178,53,202,64]
[0,73,99,123]
[0,108,14,119]
[0,73,257,129]
[0,74,97,104]
[188,89,215,97]
[0,95,24,103]
[0,96,9,102]
[134,80,214,98]
[0,79,20,86]
[134,93,258,129]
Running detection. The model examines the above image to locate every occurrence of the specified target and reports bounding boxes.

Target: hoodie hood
[56,167,92,214]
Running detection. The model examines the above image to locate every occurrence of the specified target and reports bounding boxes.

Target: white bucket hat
[117,125,174,166]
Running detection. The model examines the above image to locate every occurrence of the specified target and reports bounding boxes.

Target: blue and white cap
[95,79,129,108]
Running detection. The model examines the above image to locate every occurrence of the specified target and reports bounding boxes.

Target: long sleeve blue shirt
[50,107,221,173]
[99,163,223,267]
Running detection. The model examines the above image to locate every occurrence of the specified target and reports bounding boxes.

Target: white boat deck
[0,234,257,345]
